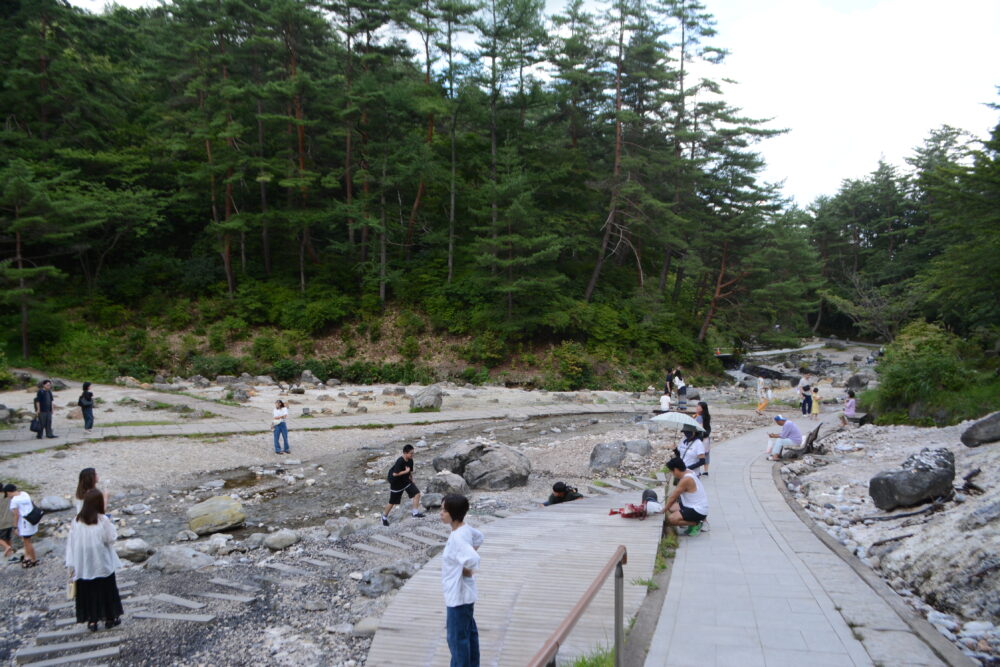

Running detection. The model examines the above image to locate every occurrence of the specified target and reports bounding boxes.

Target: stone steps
[368,534,410,551]
[397,532,443,547]
[18,646,120,667]
[191,592,255,604]
[132,612,215,623]
[152,594,206,610]
[16,637,121,662]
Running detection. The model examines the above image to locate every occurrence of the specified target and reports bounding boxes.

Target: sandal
[87,622,98,632]
[105,617,121,629]
[21,559,38,569]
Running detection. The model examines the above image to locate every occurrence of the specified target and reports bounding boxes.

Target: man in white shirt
[440,494,482,667]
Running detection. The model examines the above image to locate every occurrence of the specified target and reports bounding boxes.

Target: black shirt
[35,388,54,413]
[79,391,94,408]
[388,456,413,489]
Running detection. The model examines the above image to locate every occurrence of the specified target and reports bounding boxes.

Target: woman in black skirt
[65,489,123,631]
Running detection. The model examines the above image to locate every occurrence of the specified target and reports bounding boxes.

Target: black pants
[36,412,53,438]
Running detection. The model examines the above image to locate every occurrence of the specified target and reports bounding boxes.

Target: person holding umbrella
[674,424,706,476]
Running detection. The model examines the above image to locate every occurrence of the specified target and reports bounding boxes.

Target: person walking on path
[440,494,482,667]
[0,486,15,560]
[664,458,709,536]
[766,415,803,461]
[33,379,57,439]
[755,376,769,415]
[272,400,289,455]
[810,387,821,421]
[672,368,688,412]
[381,444,425,526]
[799,375,813,416]
[840,390,857,426]
[663,369,675,397]
[74,468,109,514]
[78,382,95,430]
[4,484,38,567]
[65,489,124,632]
[694,401,712,476]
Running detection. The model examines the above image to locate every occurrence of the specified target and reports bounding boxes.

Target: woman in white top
[672,369,688,411]
[4,483,38,567]
[66,489,123,632]
[272,400,290,455]
[674,424,706,476]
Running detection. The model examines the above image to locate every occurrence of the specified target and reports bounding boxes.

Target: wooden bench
[780,423,822,460]
[846,412,873,426]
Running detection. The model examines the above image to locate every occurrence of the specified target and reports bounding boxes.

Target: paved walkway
[0,403,648,456]
[368,491,664,666]
[644,416,964,667]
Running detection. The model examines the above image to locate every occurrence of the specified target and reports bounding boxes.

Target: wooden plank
[15,636,121,659]
[20,646,120,667]
[35,628,88,643]
[48,601,75,612]
[53,618,76,627]
[132,612,215,623]
[636,476,659,485]
[586,485,608,495]
[261,562,312,576]
[598,478,629,491]
[191,592,255,604]
[414,526,449,538]
[369,534,410,550]
[398,532,443,547]
[318,548,358,561]
[253,574,307,588]
[301,558,336,569]
[492,510,515,518]
[619,478,645,490]
[352,543,396,557]
[209,578,260,593]
[152,593,206,610]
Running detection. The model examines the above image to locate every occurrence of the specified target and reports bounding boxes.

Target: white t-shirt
[65,515,122,580]
[673,376,686,391]
[659,395,671,411]
[645,500,664,514]
[677,437,705,472]
[9,492,37,537]
[273,407,288,420]
[441,524,481,608]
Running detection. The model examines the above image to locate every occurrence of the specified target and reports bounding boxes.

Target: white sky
[69,0,1000,206]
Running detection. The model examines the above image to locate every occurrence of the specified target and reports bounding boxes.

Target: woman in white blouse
[65,489,123,632]
[272,400,290,455]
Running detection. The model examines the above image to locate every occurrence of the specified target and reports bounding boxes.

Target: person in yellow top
[810,387,821,421]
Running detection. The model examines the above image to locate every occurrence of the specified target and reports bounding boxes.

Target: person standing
[381,444,425,526]
[74,468,110,514]
[78,382,95,430]
[798,376,812,416]
[65,489,123,632]
[4,484,38,567]
[272,400,289,455]
[673,368,688,412]
[0,486,15,560]
[34,379,57,439]
[755,376,769,415]
[440,494,482,667]
[694,402,712,476]
[810,387,821,421]
[663,369,675,396]
[674,424,706,476]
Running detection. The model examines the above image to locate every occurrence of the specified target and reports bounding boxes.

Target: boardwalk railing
[527,545,628,667]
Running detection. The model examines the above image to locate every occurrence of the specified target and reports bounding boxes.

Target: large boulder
[869,448,955,511]
[624,439,652,457]
[116,538,154,563]
[300,369,322,386]
[410,384,444,411]
[432,439,531,490]
[146,546,214,573]
[38,496,73,512]
[589,441,626,472]
[188,375,210,388]
[421,493,444,509]
[846,374,870,391]
[186,496,246,535]
[264,528,299,550]
[357,572,404,598]
[960,412,1000,448]
[425,471,470,495]
[323,518,356,541]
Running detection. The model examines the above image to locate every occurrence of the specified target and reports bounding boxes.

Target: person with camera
[4,484,39,567]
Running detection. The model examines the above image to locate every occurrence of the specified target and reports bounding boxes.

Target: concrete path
[0,403,648,456]
[368,491,664,666]
[644,416,962,667]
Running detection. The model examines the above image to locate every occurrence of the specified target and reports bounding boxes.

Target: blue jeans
[273,422,289,452]
[446,603,479,667]
[82,407,94,430]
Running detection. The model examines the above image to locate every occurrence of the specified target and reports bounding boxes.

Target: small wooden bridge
[367,490,664,666]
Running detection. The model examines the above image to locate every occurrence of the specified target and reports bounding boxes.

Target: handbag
[66,580,76,600]
[24,505,44,525]
[29,417,41,433]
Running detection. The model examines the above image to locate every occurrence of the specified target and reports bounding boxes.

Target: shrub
[400,335,420,361]
[252,332,288,365]
[398,310,426,337]
[457,367,490,385]
[0,351,17,389]
[270,359,303,382]
[462,331,506,368]
[552,341,592,390]
[190,354,243,378]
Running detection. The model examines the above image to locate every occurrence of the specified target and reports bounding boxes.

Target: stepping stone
[318,549,358,561]
[36,628,89,643]
[620,479,645,490]
[192,592,255,604]
[655,472,666,482]
[126,595,152,605]
[133,612,215,623]
[599,478,629,491]
[636,476,659,485]
[398,533,442,547]
[261,562,312,576]
[53,617,76,627]
[492,510,515,518]
[369,534,409,550]
[414,526,449,538]
[48,601,75,612]
[209,578,260,593]
[352,543,395,557]
[153,593,206,610]
[586,485,609,495]
[22,646,120,667]
[16,636,121,660]
[302,558,336,569]
[253,574,308,588]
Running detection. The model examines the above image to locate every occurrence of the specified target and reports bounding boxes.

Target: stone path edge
[769,461,975,667]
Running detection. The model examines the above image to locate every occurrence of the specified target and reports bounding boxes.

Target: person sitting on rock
[381,444,425,526]
[659,390,671,412]
[839,390,857,426]
[766,414,803,461]
[543,482,584,506]
[664,458,708,536]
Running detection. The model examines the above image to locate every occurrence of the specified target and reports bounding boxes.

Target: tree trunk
[671,262,686,303]
[698,242,747,342]
[379,159,388,303]
[658,247,672,292]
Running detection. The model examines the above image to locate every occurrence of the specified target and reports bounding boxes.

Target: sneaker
[701,472,709,477]
[381,516,389,527]
[699,520,710,533]
[686,524,701,537]
[412,511,426,518]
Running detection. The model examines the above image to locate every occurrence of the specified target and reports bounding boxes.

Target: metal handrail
[527,544,628,667]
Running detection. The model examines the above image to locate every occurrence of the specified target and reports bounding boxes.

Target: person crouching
[664,458,709,536]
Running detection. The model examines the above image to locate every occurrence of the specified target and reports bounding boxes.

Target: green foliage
[570,646,614,667]
[398,310,426,337]
[0,351,16,389]
[400,335,421,361]
[544,341,592,391]
[190,354,245,379]
[462,332,507,368]
[457,367,490,385]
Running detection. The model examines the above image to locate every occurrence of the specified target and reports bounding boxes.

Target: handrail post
[614,561,624,667]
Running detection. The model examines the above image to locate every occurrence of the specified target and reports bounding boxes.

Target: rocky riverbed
[779,421,1000,666]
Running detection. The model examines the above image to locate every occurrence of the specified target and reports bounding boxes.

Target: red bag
[609,503,647,520]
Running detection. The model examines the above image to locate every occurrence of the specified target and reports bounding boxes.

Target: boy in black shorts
[381,444,425,526]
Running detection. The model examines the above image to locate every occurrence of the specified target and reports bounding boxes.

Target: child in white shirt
[440,494,482,667]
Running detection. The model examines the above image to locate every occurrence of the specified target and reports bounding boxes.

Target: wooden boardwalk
[368,491,664,666]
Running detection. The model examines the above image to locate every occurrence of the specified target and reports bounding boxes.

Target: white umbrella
[650,411,705,431]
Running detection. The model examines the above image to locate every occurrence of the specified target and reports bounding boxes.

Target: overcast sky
[68,0,1000,206]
